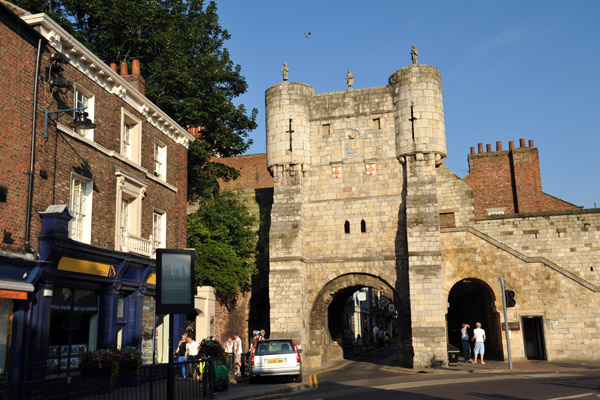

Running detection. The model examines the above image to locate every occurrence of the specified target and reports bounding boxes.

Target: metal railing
[0,359,214,400]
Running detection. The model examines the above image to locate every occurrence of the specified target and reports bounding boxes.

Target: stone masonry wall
[404,154,447,368]
[442,229,600,361]
[473,210,600,286]
[436,165,474,227]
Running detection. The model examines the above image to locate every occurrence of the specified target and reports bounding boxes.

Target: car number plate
[266,359,284,364]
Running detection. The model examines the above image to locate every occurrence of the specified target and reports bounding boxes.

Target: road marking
[249,394,290,400]
[547,394,596,400]
[372,373,584,391]
[379,365,424,375]
[307,360,353,388]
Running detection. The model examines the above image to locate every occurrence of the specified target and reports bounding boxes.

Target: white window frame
[115,171,146,252]
[69,174,93,244]
[74,86,95,141]
[153,210,166,250]
[121,108,142,164]
[154,141,167,181]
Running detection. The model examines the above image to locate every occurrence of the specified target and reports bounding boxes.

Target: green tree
[187,191,258,305]
[13,0,257,197]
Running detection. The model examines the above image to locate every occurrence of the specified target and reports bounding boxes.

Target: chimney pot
[132,59,140,75]
[509,141,515,150]
[110,63,118,73]
[529,139,534,148]
[496,141,502,151]
[120,61,128,76]
[478,143,483,153]
[486,144,492,152]
[519,138,526,148]
[470,146,475,154]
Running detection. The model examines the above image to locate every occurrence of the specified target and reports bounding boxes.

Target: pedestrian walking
[233,333,243,376]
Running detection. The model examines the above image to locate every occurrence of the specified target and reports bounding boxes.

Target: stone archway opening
[307,274,410,369]
[446,279,503,360]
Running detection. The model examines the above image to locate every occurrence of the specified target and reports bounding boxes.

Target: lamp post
[43,107,96,140]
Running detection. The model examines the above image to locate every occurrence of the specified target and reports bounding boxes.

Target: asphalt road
[258,346,600,400]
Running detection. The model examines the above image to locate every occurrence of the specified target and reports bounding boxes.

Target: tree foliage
[14,0,257,197]
[187,191,258,306]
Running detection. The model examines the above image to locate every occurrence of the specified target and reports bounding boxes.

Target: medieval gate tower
[266,56,449,368]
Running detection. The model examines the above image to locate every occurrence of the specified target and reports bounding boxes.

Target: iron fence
[0,358,214,400]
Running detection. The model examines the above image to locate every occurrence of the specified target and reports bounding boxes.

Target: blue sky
[214,0,599,209]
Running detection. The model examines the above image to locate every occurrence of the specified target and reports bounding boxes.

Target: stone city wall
[472,210,600,286]
[442,229,600,361]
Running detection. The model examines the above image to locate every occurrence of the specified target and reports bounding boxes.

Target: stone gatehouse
[216,58,600,369]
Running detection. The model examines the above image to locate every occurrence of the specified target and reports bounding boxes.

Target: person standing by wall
[224,336,234,372]
[174,333,188,377]
[461,323,472,362]
[233,333,243,376]
[472,322,486,364]
[184,334,201,378]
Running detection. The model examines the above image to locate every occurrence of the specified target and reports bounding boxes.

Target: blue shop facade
[9,207,187,383]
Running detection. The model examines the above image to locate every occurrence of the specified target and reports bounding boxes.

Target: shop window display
[47,288,98,374]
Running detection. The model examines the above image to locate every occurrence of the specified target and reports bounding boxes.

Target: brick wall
[463,139,579,216]
[214,153,273,191]
[0,10,42,255]
[1,12,189,256]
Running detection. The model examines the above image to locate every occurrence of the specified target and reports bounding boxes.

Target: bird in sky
[304,32,311,39]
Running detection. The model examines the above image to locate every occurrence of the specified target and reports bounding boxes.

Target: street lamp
[42,107,97,140]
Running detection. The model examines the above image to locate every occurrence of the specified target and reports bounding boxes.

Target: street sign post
[156,248,196,400]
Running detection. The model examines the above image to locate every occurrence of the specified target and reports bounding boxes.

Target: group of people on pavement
[461,322,486,364]
[223,329,267,376]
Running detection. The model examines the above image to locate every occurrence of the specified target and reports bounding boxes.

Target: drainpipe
[25,38,43,256]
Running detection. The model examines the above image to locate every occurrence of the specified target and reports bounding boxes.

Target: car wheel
[249,375,258,384]
[293,371,302,383]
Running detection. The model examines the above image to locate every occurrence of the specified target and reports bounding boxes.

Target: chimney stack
[120,61,128,76]
[132,59,140,75]
[121,59,146,95]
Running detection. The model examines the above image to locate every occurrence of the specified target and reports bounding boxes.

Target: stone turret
[389,64,446,165]
[265,81,314,346]
[265,82,314,174]
[390,61,448,368]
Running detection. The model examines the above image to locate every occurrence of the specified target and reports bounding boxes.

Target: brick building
[214,59,599,369]
[0,3,193,382]
[463,139,578,216]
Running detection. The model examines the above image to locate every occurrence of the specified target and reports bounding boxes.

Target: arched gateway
[307,273,411,367]
[266,57,449,369]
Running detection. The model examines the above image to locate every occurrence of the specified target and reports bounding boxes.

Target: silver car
[249,339,302,383]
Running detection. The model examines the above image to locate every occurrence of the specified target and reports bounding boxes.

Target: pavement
[213,350,600,400]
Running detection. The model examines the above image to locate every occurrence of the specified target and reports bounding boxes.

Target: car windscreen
[255,341,294,355]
